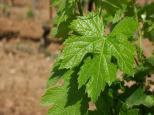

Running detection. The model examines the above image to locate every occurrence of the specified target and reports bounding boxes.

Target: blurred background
[0,0,61,115]
[0,0,153,115]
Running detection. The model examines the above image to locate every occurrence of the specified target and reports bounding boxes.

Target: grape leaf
[60,36,103,69]
[60,13,136,101]
[84,53,117,101]
[42,70,88,115]
[70,13,104,37]
[56,0,76,25]
[112,9,125,24]
[88,92,113,115]
[126,87,154,108]
[120,108,139,115]
[60,13,104,69]
[52,0,61,6]
[77,57,92,89]
[95,91,113,115]
[111,17,138,37]
[78,35,134,101]
[42,70,73,106]
[146,56,154,67]
[100,0,131,24]
[107,34,135,74]
[53,0,77,38]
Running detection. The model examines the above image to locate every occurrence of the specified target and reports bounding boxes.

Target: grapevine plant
[42,0,154,115]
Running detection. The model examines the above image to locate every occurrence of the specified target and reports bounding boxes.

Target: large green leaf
[60,13,136,101]
[45,13,137,111]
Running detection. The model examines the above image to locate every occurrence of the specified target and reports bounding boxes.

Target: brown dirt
[142,39,154,57]
[0,2,58,114]
[0,0,50,41]
[0,17,44,40]
[0,39,60,115]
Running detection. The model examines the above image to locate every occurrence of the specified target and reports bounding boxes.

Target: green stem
[77,0,83,15]
[94,0,103,16]
[133,1,143,63]
[102,0,119,9]
[99,6,103,16]
[138,26,143,63]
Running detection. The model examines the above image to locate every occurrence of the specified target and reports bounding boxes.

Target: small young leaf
[70,13,104,37]
[54,0,77,38]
